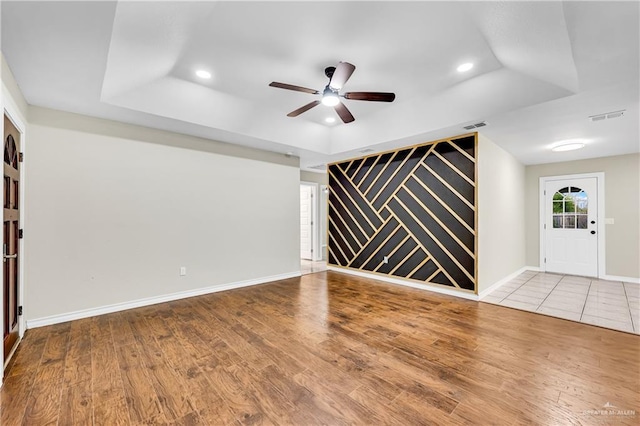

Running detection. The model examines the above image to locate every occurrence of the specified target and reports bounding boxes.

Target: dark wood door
[3,114,20,362]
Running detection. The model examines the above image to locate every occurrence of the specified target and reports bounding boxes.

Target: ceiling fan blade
[270,82,320,95]
[287,100,321,117]
[344,92,396,102]
[329,61,356,90]
[334,102,355,123]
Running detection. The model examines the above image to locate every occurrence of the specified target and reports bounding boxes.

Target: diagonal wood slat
[328,134,477,293]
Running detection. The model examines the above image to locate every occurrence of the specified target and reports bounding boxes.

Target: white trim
[327,266,480,301]
[2,337,21,371]
[319,185,328,261]
[478,266,539,299]
[26,271,301,329]
[301,181,321,261]
[602,275,640,284]
[539,172,606,278]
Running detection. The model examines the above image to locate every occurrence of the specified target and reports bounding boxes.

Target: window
[552,186,588,229]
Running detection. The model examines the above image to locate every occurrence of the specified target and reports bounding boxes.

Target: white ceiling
[2,1,638,170]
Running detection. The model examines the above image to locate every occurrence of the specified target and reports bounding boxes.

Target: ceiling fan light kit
[269,61,396,124]
[321,86,340,107]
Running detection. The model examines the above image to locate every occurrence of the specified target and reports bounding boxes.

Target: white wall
[2,54,29,118]
[24,108,300,322]
[525,154,640,279]
[477,134,527,293]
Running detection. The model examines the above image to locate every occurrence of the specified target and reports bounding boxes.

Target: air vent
[360,148,375,153]
[463,121,487,130]
[308,164,326,170]
[589,110,625,122]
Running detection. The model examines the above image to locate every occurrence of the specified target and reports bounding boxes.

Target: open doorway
[300,182,327,275]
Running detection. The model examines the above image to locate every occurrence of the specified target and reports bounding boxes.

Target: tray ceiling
[1,1,638,169]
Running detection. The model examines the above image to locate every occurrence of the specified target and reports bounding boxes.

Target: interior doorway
[300,183,315,260]
[540,173,604,277]
[300,181,328,275]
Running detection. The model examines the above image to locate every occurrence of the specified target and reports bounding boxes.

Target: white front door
[544,177,598,277]
[300,185,313,260]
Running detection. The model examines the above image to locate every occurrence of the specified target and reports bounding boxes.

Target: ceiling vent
[308,164,326,170]
[589,110,625,122]
[463,121,487,130]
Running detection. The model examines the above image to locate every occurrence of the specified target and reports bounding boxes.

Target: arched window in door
[552,186,588,229]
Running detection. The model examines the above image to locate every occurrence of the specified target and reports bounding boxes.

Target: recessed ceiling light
[551,141,586,152]
[456,62,474,73]
[195,70,211,79]
[325,117,336,123]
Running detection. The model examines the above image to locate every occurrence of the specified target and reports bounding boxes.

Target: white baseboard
[327,266,479,301]
[478,266,539,299]
[601,274,640,284]
[26,271,301,329]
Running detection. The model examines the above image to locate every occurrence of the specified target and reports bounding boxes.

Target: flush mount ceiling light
[195,69,211,79]
[325,117,336,123]
[456,62,474,73]
[551,140,586,152]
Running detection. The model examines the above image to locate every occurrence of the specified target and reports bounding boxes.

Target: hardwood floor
[1,271,638,425]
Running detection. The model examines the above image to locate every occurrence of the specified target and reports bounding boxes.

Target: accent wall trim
[328,133,478,294]
[26,271,302,329]
[327,266,480,301]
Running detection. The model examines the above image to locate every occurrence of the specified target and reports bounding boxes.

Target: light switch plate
[604,218,615,225]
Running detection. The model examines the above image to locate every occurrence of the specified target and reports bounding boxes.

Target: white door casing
[1,82,28,382]
[319,185,328,261]
[541,174,604,277]
[300,184,313,260]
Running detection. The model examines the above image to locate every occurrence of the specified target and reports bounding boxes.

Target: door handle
[590,230,596,235]
[3,244,17,262]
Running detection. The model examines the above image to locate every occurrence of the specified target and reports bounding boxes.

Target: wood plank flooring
[1,271,639,425]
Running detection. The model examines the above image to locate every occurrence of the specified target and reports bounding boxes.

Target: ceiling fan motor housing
[323,85,338,97]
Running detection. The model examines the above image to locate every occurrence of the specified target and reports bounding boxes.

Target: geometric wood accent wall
[328,134,477,293]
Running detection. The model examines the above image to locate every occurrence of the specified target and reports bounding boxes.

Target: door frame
[300,181,321,261]
[319,184,328,261]
[539,172,605,278]
[1,81,27,380]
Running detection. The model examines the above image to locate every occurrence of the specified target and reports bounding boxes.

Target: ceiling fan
[269,61,395,124]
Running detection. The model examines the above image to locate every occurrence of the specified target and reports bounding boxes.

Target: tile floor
[482,271,640,334]
[301,259,327,275]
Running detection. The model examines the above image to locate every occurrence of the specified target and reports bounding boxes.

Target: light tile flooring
[482,271,640,334]
[301,259,327,275]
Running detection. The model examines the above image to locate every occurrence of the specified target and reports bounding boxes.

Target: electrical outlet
[180,266,187,276]
[383,256,389,264]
